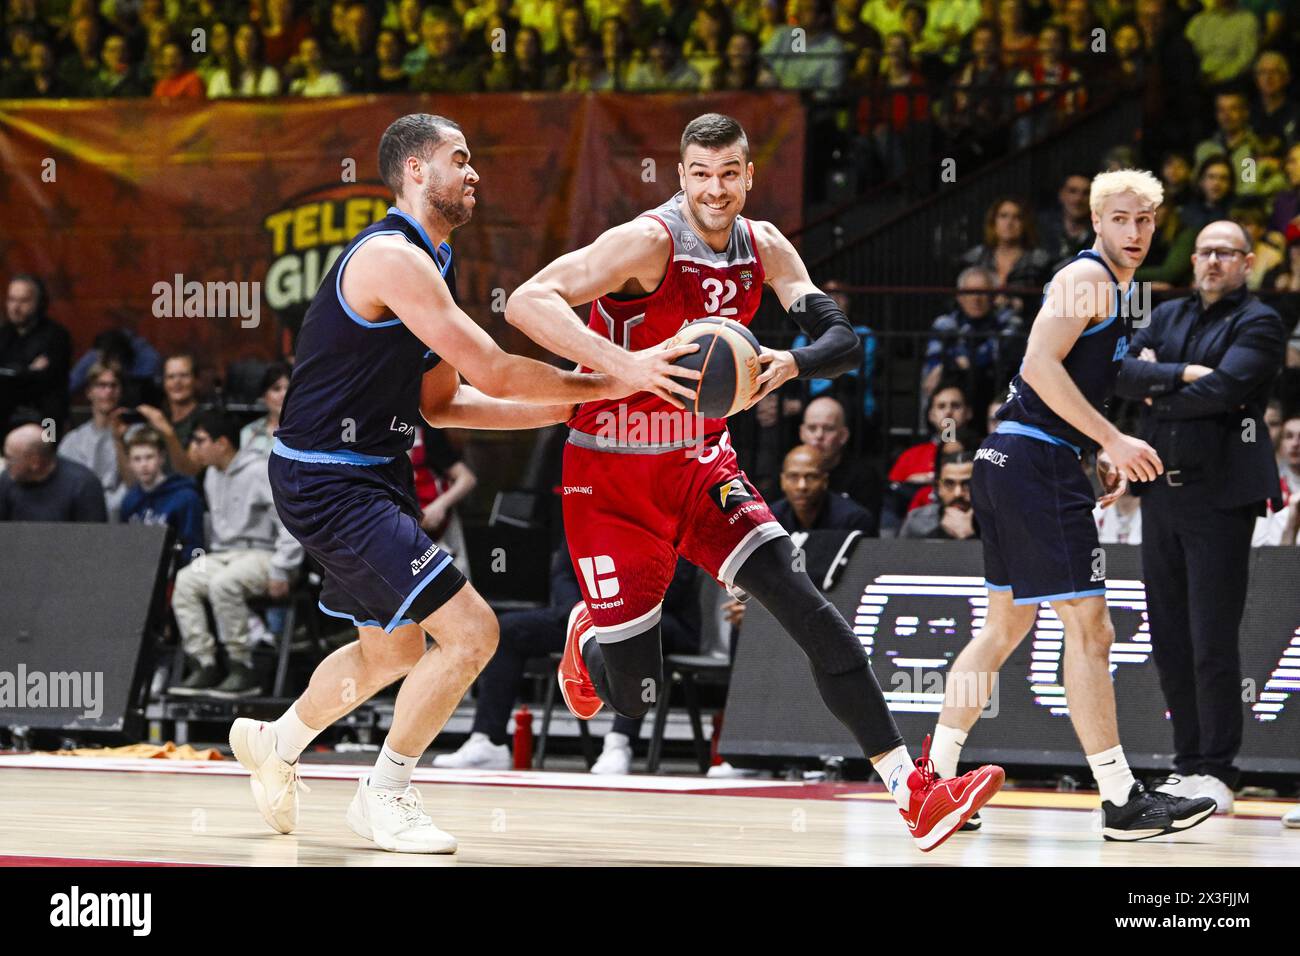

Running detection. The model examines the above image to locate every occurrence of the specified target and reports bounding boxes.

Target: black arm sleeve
[788,293,861,380]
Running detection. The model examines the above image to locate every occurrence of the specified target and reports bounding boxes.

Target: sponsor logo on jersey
[577,555,620,599]
[679,230,697,252]
[410,543,440,575]
[562,485,593,495]
[739,268,754,290]
[711,476,753,514]
[681,265,700,274]
[973,447,1009,467]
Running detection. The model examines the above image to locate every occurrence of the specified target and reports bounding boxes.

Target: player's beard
[687,192,738,235]
[422,173,472,228]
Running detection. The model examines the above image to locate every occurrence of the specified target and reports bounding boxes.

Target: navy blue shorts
[269,443,467,632]
[971,428,1105,605]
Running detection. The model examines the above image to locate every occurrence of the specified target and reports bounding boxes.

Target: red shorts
[561,433,787,641]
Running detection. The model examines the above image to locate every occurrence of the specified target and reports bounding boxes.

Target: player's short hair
[193,409,241,450]
[125,427,165,454]
[378,113,463,196]
[680,113,749,161]
[1089,168,1163,216]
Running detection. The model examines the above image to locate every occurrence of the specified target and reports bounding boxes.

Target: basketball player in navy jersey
[928,169,1219,839]
[227,114,698,853]
[506,113,1004,851]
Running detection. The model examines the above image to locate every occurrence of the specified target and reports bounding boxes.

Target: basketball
[668,318,763,418]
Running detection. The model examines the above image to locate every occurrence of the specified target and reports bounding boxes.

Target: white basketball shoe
[345,777,458,853]
[229,718,311,834]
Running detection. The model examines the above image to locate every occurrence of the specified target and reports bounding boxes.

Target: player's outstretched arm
[748,220,861,406]
[350,237,618,406]
[506,219,701,409]
[419,361,574,430]
[1021,260,1163,483]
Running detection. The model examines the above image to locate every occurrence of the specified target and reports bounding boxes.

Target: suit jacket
[1115,286,1286,509]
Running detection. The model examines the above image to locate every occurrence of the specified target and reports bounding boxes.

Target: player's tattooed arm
[1021,259,1163,483]
[351,237,620,405]
[748,220,859,406]
[420,361,575,430]
[506,219,701,409]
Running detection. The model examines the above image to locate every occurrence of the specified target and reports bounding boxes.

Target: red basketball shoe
[558,602,603,720]
[899,735,1004,852]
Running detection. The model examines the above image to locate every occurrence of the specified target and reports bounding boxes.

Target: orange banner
[0,94,804,370]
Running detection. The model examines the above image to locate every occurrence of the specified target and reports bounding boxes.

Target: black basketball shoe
[1101,781,1217,841]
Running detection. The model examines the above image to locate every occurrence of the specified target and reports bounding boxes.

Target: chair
[534,651,595,768]
[645,653,731,774]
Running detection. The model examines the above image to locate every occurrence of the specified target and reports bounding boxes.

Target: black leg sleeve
[581,624,665,720]
[733,537,904,758]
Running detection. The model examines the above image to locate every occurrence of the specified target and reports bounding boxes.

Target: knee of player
[457,605,500,667]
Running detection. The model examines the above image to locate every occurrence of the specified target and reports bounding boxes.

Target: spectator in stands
[394,0,424,50]
[654,0,697,45]
[1267,225,1300,291]
[555,4,592,69]
[861,0,905,37]
[434,542,700,774]
[922,265,1022,408]
[288,35,347,95]
[1108,20,1146,95]
[464,0,514,36]
[0,422,107,522]
[119,427,205,567]
[772,444,877,534]
[1160,151,1194,209]
[262,0,312,67]
[1179,155,1235,232]
[709,29,761,91]
[761,0,846,91]
[135,352,202,476]
[627,30,699,90]
[207,22,281,97]
[1278,412,1300,500]
[1011,23,1085,148]
[1251,51,1299,147]
[168,411,302,697]
[58,14,102,96]
[1093,475,1142,543]
[1195,91,1264,198]
[1236,205,1284,289]
[614,0,664,49]
[1037,172,1095,267]
[996,0,1035,71]
[883,381,972,532]
[515,0,565,54]
[958,197,1051,310]
[1265,397,1284,449]
[1185,0,1258,86]
[409,11,480,92]
[333,1,378,90]
[1135,0,1203,156]
[1268,143,1300,238]
[239,362,290,458]
[484,25,558,91]
[562,40,601,91]
[59,362,130,518]
[370,28,409,91]
[683,4,729,84]
[923,0,981,65]
[855,31,929,179]
[90,32,146,97]
[899,449,977,539]
[0,274,71,432]
[943,19,1008,154]
[195,21,231,86]
[152,41,205,98]
[799,396,882,514]
[1134,202,1197,288]
[6,41,63,98]
[70,328,162,408]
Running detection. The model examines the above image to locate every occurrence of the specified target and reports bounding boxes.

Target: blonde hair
[1089,168,1164,216]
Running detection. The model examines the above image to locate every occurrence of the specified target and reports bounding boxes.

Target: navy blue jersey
[275,206,454,462]
[996,249,1130,454]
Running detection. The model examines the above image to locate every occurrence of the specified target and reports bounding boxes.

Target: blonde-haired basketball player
[929,168,1219,839]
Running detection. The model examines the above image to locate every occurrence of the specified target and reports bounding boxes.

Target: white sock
[371,739,419,791]
[1087,745,1137,806]
[930,724,967,780]
[272,702,322,765]
[873,745,918,810]
[603,732,630,751]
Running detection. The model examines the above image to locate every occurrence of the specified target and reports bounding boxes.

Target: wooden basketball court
[0,755,1294,866]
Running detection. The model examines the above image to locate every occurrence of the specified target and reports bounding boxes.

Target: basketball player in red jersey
[508,113,1003,850]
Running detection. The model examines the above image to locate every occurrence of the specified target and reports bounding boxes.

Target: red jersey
[568,192,766,445]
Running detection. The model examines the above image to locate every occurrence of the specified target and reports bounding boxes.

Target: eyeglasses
[1193,248,1248,261]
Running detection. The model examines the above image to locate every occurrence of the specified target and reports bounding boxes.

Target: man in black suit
[1116,219,1287,814]
[770,444,877,535]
